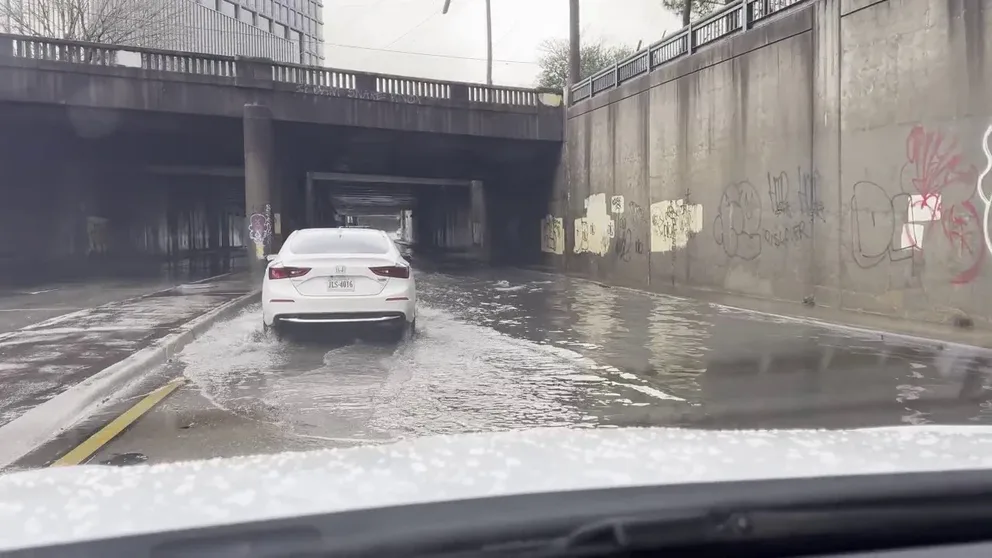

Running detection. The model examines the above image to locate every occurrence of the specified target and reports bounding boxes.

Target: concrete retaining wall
[550,0,992,326]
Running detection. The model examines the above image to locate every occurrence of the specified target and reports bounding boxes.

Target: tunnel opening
[0,105,561,285]
[301,174,488,266]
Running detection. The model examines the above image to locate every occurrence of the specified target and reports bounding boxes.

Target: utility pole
[568,0,580,89]
[442,0,493,86]
[484,0,492,85]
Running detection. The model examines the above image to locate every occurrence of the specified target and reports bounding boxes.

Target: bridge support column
[469,180,489,260]
[243,104,275,276]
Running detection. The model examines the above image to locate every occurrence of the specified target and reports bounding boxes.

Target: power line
[323,41,537,65]
[380,9,438,49]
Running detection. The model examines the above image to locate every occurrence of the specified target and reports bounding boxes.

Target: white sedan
[262,227,416,339]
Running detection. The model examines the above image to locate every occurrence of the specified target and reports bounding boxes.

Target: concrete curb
[0,288,261,469]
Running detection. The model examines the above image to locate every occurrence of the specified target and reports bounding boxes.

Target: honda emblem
[335,265,346,274]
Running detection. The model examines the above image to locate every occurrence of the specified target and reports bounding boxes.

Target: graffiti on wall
[541,214,565,255]
[713,181,763,260]
[978,125,992,258]
[850,125,983,284]
[573,193,614,256]
[613,200,646,262]
[248,204,272,260]
[650,199,703,253]
[712,167,820,259]
[766,167,825,222]
[762,167,818,250]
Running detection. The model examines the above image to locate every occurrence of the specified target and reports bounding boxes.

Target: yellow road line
[51,378,185,467]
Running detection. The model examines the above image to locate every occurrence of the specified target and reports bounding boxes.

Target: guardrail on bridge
[0,33,556,109]
[570,0,807,103]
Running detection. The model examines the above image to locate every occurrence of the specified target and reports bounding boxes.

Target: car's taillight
[268,266,310,280]
[370,265,410,279]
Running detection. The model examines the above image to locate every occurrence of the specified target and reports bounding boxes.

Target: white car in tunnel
[262,228,416,339]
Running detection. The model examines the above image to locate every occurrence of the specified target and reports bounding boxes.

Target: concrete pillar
[243,104,275,275]
[469,180,489,259]
[304,172,315,228]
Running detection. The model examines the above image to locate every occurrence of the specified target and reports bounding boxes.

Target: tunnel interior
[0,103,560,281]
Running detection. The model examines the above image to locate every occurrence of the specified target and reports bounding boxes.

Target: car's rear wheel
[263,320,285,340]
[386,318,414,343]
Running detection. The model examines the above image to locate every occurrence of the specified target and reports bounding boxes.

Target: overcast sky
[324,0,682,87]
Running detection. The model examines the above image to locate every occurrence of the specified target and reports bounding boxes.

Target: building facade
[1,0,323,65]
[201,0,323,65]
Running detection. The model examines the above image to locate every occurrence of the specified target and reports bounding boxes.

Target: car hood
[4,425,992,550]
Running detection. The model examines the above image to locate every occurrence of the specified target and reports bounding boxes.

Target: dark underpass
[0,102,562,282]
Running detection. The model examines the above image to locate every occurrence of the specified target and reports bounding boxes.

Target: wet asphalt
[64,261,992,467]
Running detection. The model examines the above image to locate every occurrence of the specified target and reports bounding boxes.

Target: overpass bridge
[0,33,564,277]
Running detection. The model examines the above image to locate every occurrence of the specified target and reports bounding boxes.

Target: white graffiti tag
[978,125,992,257]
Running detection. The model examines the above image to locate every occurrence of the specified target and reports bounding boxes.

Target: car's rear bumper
[276,311,406,324]
[262,283,416,326]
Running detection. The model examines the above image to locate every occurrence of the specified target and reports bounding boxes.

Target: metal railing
[570,0,806,103]
[0,32,547,108]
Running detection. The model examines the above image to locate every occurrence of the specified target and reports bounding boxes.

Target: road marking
[51,378,185,467]
[0,308,81,312]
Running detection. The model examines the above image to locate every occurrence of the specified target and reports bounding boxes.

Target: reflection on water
[416,263,992,429]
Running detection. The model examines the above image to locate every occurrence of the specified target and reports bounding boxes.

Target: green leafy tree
[536,38,636,90]
[662,0,732,26]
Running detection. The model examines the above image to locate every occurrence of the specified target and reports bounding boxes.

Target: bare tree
[0,0,182,46]
[537,37,635,91]
[663,0,732,26]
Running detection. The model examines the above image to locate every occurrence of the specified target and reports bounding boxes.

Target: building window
[273,22,285,36]
[258,14,271,31]
[239,8,254,23]
[219,0,236,16]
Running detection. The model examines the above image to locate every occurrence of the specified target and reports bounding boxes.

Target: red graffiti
[901,125,981,284]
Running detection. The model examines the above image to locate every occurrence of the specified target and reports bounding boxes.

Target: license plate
[327,278,355,291]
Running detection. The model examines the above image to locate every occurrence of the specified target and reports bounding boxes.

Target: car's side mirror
[266,254,277,262]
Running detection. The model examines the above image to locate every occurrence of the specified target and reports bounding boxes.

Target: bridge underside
[0,103,560,280]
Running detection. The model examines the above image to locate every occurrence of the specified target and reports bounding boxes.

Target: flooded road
[77,265,992,465]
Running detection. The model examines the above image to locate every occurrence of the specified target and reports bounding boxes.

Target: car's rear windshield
[289,231,391,254]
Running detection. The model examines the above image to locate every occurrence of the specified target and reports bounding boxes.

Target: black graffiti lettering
[713,181,763,260]
[767,172,792,217]
[615,228,633,262]
[798,166,825,222]
[652,200,696,246]
[762,221,808,248]
[614,207,646,261]
[850,180,916,270]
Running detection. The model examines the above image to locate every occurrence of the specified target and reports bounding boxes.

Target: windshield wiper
[536,509,749,556]
[514,503,992,557]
